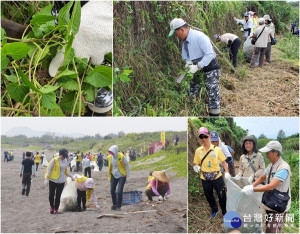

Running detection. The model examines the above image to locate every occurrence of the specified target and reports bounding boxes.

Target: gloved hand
[164,195,170,200]
[49,1,113,77]
[185,61,193,67]
[234,175,241,179]
[96,205,100,209]
[225,172,231,180]
[248,176,253,183]
[187,64,199,74]
[193,165,201,173]
[241,185,254,196]
[158,195,164,201]
[240,28,244,32]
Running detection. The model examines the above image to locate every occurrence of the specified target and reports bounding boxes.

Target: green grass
[276,33,299,62]
[130,142,187,178]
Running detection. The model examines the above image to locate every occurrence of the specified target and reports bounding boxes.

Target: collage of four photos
[1,0,299,233]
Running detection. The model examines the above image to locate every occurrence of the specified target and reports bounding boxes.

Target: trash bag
[42,158,49,167]
[224,177,264,233]
[58,177,78,212]
[90,161,99,171]
[243,38,259,64]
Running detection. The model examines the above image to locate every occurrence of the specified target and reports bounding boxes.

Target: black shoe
[22,189,25,195]
[111,205,117,210]
[77,206,81,212]
[115,207,121,211]
[82,206,86,211]
[25,193,29,196]
[87,88,112,114]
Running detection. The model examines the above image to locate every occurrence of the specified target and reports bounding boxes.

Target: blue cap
[244,12,249,17]
[59,148,69,158]
[210,131,219,142]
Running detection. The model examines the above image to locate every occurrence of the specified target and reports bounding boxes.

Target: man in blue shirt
[168,18,221,116]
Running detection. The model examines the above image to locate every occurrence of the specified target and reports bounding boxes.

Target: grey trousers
[265,42,272,63]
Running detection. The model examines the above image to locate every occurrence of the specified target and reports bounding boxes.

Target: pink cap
[84,178,94,189]
[198,127,209,136]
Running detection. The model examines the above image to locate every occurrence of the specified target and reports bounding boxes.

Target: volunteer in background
[235,136,265,183]
[34,152,41,171]
[20,152,36,196]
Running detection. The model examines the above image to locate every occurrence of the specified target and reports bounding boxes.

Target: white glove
[96,205,100,209]
[158,195,164,201]
[49,1,113,77]
[188,64,199,74]
[248,176,253,183]
[241,185,254,196]
[225,172,231,180]
[234,175,241,179]
[193,165,201,173]
[185,61,193,67]
[164,195,170,200]
[240,28,244,32]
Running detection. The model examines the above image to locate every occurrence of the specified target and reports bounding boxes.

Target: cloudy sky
[1,117,187,136]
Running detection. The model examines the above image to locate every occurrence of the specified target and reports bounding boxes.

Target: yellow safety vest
[75,175,95,202]
[76,154,82,162]
[146,176,156,190]
[44,156,68,180]
[35,154,41,163]
[108,153,127,181]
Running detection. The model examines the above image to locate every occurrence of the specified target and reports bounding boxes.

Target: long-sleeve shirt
[82,157,91,168]
[182,29,216,68]
[238,152,265,180]
[46,157,72,183]
[150,179,170,196]
[73,174,98,206]
[111,155,130,179]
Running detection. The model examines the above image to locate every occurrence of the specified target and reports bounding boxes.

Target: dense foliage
[1,1,112,116]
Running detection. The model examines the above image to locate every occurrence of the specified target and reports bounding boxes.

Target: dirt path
[1,149,187,233]
[220,46,299,116]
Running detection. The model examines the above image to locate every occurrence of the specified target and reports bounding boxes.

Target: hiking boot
[54,210,59,214]
[111,205,117,210]
[210,210,219,219]
[22,189,25,195]
[87,88,112,114]
[50,206,54,214]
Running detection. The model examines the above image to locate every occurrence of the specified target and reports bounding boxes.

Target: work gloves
[158,195,164,201]
[234,175,241,179]
[248,176,253,183]
[49,1,113,77]
[193,165,201,173]
[185,61,199,74]
[241,185,254,196]
[225,172,231,180]
[240,28,244,32]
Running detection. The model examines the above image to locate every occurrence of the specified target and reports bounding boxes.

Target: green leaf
[4,74,18,83]
[82,83,96,102]
[30,15,56,26]
[119,73,132,82]
[1,54,10,71]
[64,34,74,66]
[56,68,77,79]
[75,57,88,73]
[2,42,30,60]
[69,1,81,35]
[7,83,29,102]
[85,66,112,87]
[105,52,112,64]
[58,78,79,91]
[123,70,133,75]
[58,1,73,28]
[40,85,59,94]
[33,45,50,65]
[1,27,7,45]
[60,91,83,114]
[18,69,41,93]
[42,92,58,109]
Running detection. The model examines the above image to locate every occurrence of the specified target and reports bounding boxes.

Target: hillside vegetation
[114,1,299,116]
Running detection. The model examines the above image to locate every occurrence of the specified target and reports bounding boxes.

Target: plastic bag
[58,177,78,212]
[224,177,264,233]
[243,38,259,64]
[90,161,99,172]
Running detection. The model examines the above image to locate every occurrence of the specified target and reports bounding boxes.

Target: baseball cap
[263,15,272,21]
[244,12,249,17]
[198,127,210,136]
[210,131,219,141]
[168,18,187,37]
[59,148,69,158]
[259,141,282,153]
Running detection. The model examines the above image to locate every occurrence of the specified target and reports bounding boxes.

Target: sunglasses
[199,135,208,139]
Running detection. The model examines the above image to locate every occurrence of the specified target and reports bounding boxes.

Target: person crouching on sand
[145,170,171,201]
[73,174,100,211]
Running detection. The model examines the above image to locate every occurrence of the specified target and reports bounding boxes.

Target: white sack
[58,177,78,212]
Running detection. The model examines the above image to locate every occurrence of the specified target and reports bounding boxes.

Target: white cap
[259,140,282,153]
[168,18,187,37]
